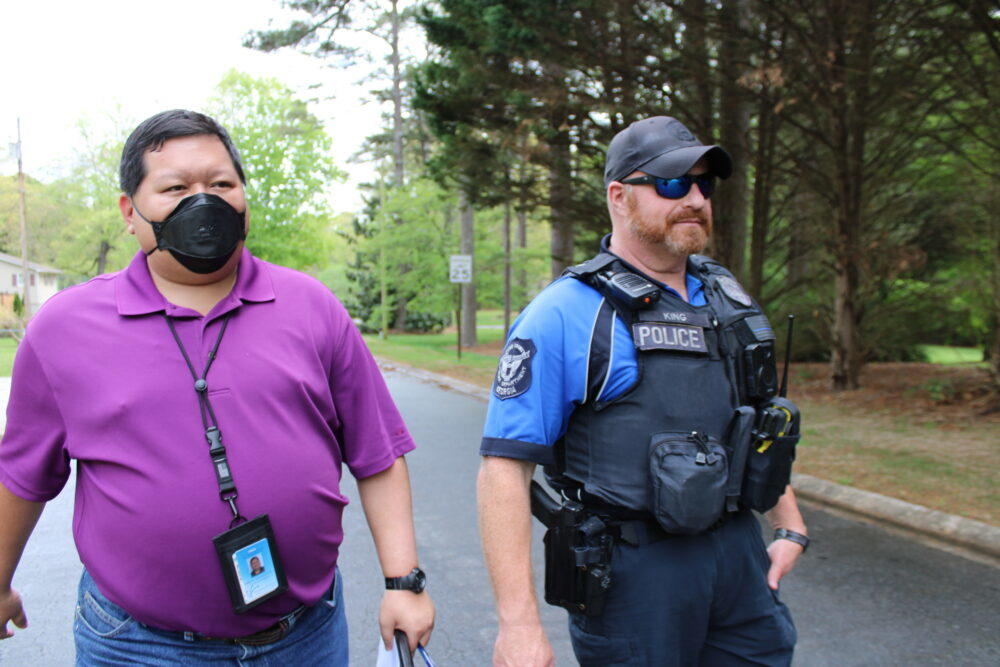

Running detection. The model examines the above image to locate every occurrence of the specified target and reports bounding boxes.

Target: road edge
[377,357,1000,563]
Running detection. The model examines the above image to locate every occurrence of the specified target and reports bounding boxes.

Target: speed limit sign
[449,255,472,283]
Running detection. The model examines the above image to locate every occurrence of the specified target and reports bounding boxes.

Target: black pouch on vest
[648,431,729,534]
[542,516,613,616]
[741,434,799,512]
[741,397,801,512]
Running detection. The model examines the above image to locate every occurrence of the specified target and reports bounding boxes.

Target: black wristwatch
[773,529,810,553]
[385,567,426,593]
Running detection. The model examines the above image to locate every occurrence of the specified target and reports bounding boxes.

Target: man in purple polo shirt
[0,110,434,664]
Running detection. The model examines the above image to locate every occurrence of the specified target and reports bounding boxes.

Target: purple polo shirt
[0,249,414,636]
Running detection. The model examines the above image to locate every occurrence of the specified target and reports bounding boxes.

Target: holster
[531,481,614,616]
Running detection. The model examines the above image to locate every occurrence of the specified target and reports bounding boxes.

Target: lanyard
[163,313,245,527]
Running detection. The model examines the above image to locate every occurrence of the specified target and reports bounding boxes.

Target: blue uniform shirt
[480,266,706,466]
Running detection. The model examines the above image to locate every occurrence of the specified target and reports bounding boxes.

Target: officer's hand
[766,538,804,590]
[0,588,28,640]
[379,589,434,653]
[494,623,555,667]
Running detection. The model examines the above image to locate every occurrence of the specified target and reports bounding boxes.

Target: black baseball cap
[604,116,733,187]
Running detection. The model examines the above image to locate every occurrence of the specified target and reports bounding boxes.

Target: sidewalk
[377,358,1000,565]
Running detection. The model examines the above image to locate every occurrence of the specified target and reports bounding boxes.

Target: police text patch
[632,323,708,354]
[493,338,536,400]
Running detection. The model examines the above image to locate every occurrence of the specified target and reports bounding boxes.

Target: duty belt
[575,494,730,546]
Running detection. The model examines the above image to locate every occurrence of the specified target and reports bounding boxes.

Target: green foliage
[207,70,345,270]
[11,294,24,318]
[347,178,458,332]
[51,120,135,279]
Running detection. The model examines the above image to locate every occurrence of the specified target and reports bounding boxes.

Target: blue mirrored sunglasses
[620,173,716,199]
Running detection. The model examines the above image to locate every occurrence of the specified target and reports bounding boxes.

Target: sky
[0,0,417,213]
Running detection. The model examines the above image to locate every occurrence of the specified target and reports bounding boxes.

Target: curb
[377,358,1000,563]
[790,474,1000,561]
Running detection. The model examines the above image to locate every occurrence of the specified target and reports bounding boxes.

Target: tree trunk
[829,2,872,391]
[548,129,574,278]
[503,188,512,341]
[96,239,111,276]
[459,190,477,347]
[390,0,405,186]
[713,0,750,278]
[684,0,714,140]
[831,243,861,390]
[987,203,1000,412]
[516,144,529,302]
[748,93,773,298]
[392,297,408,330]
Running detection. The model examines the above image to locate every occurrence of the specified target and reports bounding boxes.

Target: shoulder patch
[716,275,753,307]
[493,338,536,400]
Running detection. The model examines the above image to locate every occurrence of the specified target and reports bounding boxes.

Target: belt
[187,604,309,646]
[609,513,730,547]
[611,519,673,546]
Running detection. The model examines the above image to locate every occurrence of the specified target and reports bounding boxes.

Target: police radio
[593,270,660,310]
[752,315,801,452]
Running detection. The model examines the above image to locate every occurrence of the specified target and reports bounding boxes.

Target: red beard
[626,198,712,255]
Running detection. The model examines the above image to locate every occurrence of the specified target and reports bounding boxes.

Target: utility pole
[15,118,31,319]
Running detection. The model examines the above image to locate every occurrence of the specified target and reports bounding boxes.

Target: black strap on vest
[566,254,632,405]
[563,252,618,279]
[164,313,246,527]
[583,299,616,404]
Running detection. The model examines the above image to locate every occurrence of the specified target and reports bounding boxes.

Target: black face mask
[135,193,247,274]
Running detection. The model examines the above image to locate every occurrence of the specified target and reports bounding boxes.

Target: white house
[0,251,62,315]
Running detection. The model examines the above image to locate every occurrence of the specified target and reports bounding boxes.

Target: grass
[0,338,18,376]
[476,308,517,328]
[919,344,984,365]
[363,326,505,387]
[791,399,998,524]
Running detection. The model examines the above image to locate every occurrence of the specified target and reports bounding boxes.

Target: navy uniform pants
[568,510,796,666]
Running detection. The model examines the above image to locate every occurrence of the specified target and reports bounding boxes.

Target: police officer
[478,116,808,666]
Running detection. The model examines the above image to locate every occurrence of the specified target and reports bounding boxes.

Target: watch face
[412,569,426,593]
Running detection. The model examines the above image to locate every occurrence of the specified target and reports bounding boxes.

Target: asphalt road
[1,370,998,665]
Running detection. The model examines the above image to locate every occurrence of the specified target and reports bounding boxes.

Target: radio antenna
[779,315,795,398]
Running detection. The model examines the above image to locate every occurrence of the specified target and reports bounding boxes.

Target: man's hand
[0,588,27,640]
[379,589,434,653]
[493,622,555,667]
[766,538,804,590]
[764,485,807,590]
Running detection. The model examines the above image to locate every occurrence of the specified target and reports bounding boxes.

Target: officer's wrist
[773,528,809,553]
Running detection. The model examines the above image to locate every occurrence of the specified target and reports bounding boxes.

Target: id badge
[212,515,288,613]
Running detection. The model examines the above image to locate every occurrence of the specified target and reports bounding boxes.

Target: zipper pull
[690,431,709,449]
[690,431,717,465]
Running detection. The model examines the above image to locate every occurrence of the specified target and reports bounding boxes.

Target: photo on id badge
[233,539,280,604]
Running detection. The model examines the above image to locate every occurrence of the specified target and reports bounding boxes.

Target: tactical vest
[547,251,778,530]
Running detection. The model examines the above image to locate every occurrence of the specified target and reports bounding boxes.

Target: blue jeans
[74,569,348,666]
[568,510,796,666]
